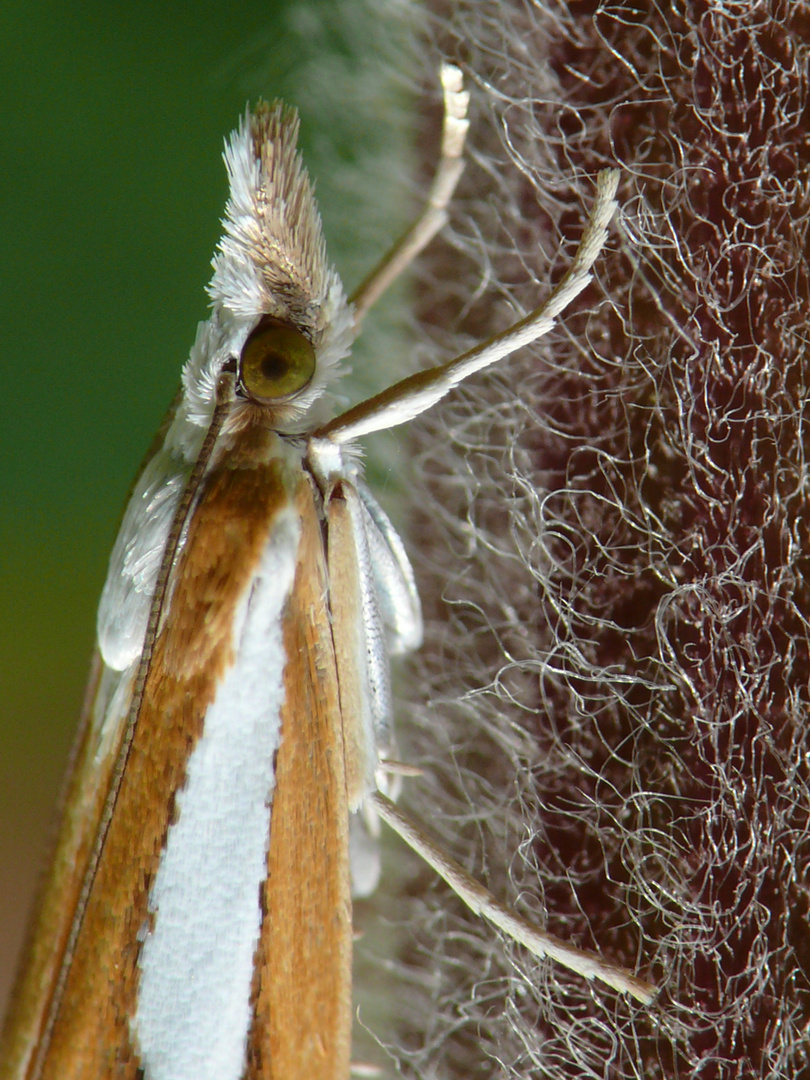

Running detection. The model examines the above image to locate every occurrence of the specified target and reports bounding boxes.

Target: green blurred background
[0,0,417,1011]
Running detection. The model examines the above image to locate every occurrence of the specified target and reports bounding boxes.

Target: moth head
[204,102,354,427]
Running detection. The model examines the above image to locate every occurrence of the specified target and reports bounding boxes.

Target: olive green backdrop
[0,0,417,1009]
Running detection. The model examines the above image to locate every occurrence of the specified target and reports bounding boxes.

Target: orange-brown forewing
[246,475,351,1080]
[2,427,352,1080]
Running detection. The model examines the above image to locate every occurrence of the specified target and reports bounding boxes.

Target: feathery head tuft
[206,103,353,422]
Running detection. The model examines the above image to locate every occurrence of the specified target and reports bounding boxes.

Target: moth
[0,65,652,1080]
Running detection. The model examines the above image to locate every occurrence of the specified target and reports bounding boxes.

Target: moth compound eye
[239,317,316,403]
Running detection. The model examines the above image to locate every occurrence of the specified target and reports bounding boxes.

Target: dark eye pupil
[261,352,289,380]
[238,316,316,403]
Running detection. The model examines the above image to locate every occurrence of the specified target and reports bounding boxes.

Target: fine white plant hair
[355,2,809,1078]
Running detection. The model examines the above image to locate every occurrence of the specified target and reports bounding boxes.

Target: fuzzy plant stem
[393,3,810,1077]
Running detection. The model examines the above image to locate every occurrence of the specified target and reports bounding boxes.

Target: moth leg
[325,475,427,897]
[349,62,469,327]
[351,471,423,657]
[369,791,656,1005]
[313,169,620,446]
[325,479,392,807]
